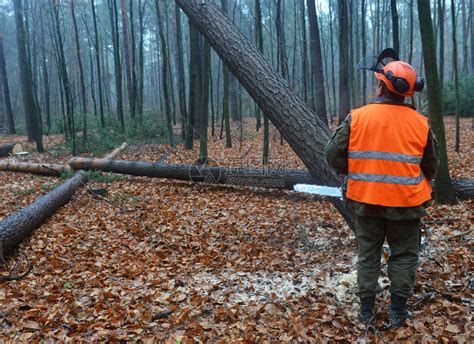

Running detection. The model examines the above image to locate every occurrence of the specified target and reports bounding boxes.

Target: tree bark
[0,143,22,157]
[175,1,354,227]
[417,0,457,204]
[307,0,327,125]
[0,172,87,257]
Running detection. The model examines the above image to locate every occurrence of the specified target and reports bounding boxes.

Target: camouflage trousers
[355,215,421,299]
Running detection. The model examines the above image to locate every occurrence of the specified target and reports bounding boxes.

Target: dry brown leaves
[0,117,472,342]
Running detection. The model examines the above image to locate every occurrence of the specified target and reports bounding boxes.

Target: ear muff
[414,77,425,92]
[384,70,410,94]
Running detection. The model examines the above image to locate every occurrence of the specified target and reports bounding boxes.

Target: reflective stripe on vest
[346,103,432,207]
[348,151,422,165]
[348,170,424,185]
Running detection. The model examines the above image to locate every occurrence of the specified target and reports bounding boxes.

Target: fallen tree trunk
[451,179,474,201]
[69,157,316,190]
[69,158,474,200]
[0,143,23,157]
[174,0,354,228]
[0,172,87,257]
[0,142,127,257]
[0,142,128,177]
[0,161,70,176]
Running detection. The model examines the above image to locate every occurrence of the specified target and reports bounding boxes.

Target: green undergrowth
[50,113,177,157]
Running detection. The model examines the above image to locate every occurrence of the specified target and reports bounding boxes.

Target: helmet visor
[357,55,384,72]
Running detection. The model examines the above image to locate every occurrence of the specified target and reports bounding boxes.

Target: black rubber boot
[358,296,376,324]
[389,294,413,328]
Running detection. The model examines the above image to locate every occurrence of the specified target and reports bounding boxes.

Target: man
[324,51,439,328]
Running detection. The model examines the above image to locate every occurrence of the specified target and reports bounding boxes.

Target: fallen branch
[446,229,473,240]
[0,143,22,157]
[0,252,31,283]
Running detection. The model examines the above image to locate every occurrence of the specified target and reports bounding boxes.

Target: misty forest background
[0,0,472,161]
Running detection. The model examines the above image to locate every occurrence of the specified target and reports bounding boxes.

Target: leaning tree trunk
[0,143,22,157]
[174,0,354,228]
[0,143,127,257]
[69,158,474,200]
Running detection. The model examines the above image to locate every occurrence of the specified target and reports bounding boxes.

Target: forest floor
[0,117,472,342]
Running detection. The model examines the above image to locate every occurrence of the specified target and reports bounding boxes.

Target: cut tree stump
[0,143,23,157]
[0,142,127,257]
[69,158,474,200]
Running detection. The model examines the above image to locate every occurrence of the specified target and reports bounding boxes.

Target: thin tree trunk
[199,39,211,164]
[108,0,125,131]
[299,0,308,104]
[121,0,135,120]
[185,23,198,149]
[71,1,87,143]
[307,0,327,125]
[39,11,50,132]
[175,4,187,139]
[50,0,75,155]
[221,0,232,148]
[451,0,461,152]
[462,0,469,72]
[137,0,145,120]
[0,33,15,134]
[13,0,43,152]
[361,0,367,105]
[438,0,445,91]
[155,0,176,147]
[337,0,350,123]
[91,0,105,128]
[417,0,457,204]
[391,0,400,54]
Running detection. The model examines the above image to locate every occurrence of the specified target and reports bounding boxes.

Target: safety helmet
[358,48,424,97]
[374,61,421,97]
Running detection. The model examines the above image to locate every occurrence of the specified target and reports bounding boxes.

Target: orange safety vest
[347,103,432,207]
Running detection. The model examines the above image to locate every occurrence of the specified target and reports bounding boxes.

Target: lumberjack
[325,49,439,328]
